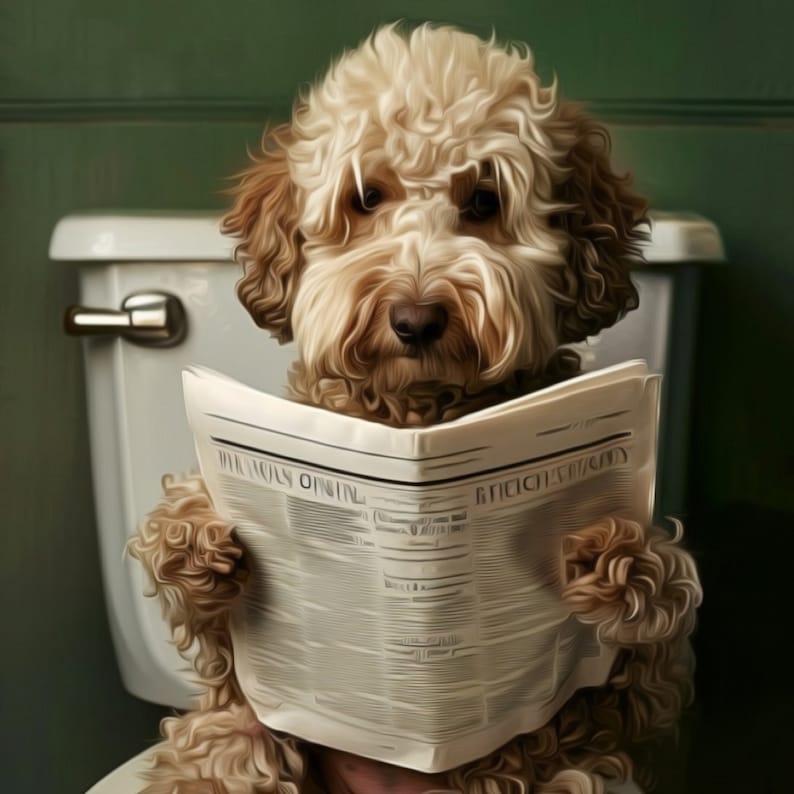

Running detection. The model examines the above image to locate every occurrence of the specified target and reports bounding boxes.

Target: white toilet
[51,210,724,793]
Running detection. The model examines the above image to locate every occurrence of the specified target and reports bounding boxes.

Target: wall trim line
[2,97,793,125]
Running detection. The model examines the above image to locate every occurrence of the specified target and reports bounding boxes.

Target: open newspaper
[183,360,660,773]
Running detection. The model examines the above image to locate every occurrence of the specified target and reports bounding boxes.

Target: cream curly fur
[128,23,701,794]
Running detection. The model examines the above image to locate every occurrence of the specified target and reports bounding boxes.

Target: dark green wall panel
[3,1,793,109]
[611,124,794,513]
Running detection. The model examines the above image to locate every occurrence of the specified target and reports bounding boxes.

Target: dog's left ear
[550,103,648,344]
[222,124,303,343]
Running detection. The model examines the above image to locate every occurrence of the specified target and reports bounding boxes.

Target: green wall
[2,2,792,792]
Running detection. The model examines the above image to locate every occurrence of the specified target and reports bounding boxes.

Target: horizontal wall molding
[0,98,292,124]
[2,97,794,126]
[584,98,794,126]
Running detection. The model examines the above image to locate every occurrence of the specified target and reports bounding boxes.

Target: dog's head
[223,24,647,425]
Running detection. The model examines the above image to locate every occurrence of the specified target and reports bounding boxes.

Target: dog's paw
[132,473,246,582]
[127,472,248,667]
[561,517,701,645]
[172,505,244,576]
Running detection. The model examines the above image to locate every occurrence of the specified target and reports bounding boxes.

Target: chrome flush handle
[64,291,187,347]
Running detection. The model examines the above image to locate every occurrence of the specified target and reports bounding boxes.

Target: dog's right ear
[222,124,303,343]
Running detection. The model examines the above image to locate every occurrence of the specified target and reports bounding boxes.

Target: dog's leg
[129,475,311,792]
[128,473,246,695]
[136,700,306,794]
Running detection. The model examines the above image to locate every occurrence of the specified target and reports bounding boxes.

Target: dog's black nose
[390,302,448,346]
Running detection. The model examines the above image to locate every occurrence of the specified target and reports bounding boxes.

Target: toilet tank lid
[49,211,233,262]
[49,209,725,263]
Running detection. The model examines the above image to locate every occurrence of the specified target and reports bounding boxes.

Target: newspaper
[183,360,660,773]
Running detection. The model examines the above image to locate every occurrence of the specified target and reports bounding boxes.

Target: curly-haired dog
[129,23,701,794]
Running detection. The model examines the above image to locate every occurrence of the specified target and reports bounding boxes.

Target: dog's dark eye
[466,189,500,220]
[352,186,383,213]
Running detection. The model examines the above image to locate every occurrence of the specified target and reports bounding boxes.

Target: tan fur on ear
[550,103,648,344]
[222,124,303,343]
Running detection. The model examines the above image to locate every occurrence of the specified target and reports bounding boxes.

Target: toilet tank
[51,210,724,709]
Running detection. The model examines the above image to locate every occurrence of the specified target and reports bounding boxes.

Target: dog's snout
[390,302,448,347]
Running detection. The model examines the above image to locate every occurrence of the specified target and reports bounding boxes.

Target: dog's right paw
[133,472,245,578]
[127,473,248,660]
[170,495,244,577]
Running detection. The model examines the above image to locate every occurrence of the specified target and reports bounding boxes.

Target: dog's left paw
[561,517,701,645]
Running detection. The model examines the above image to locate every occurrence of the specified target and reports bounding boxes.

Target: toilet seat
[85,747,154,794]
